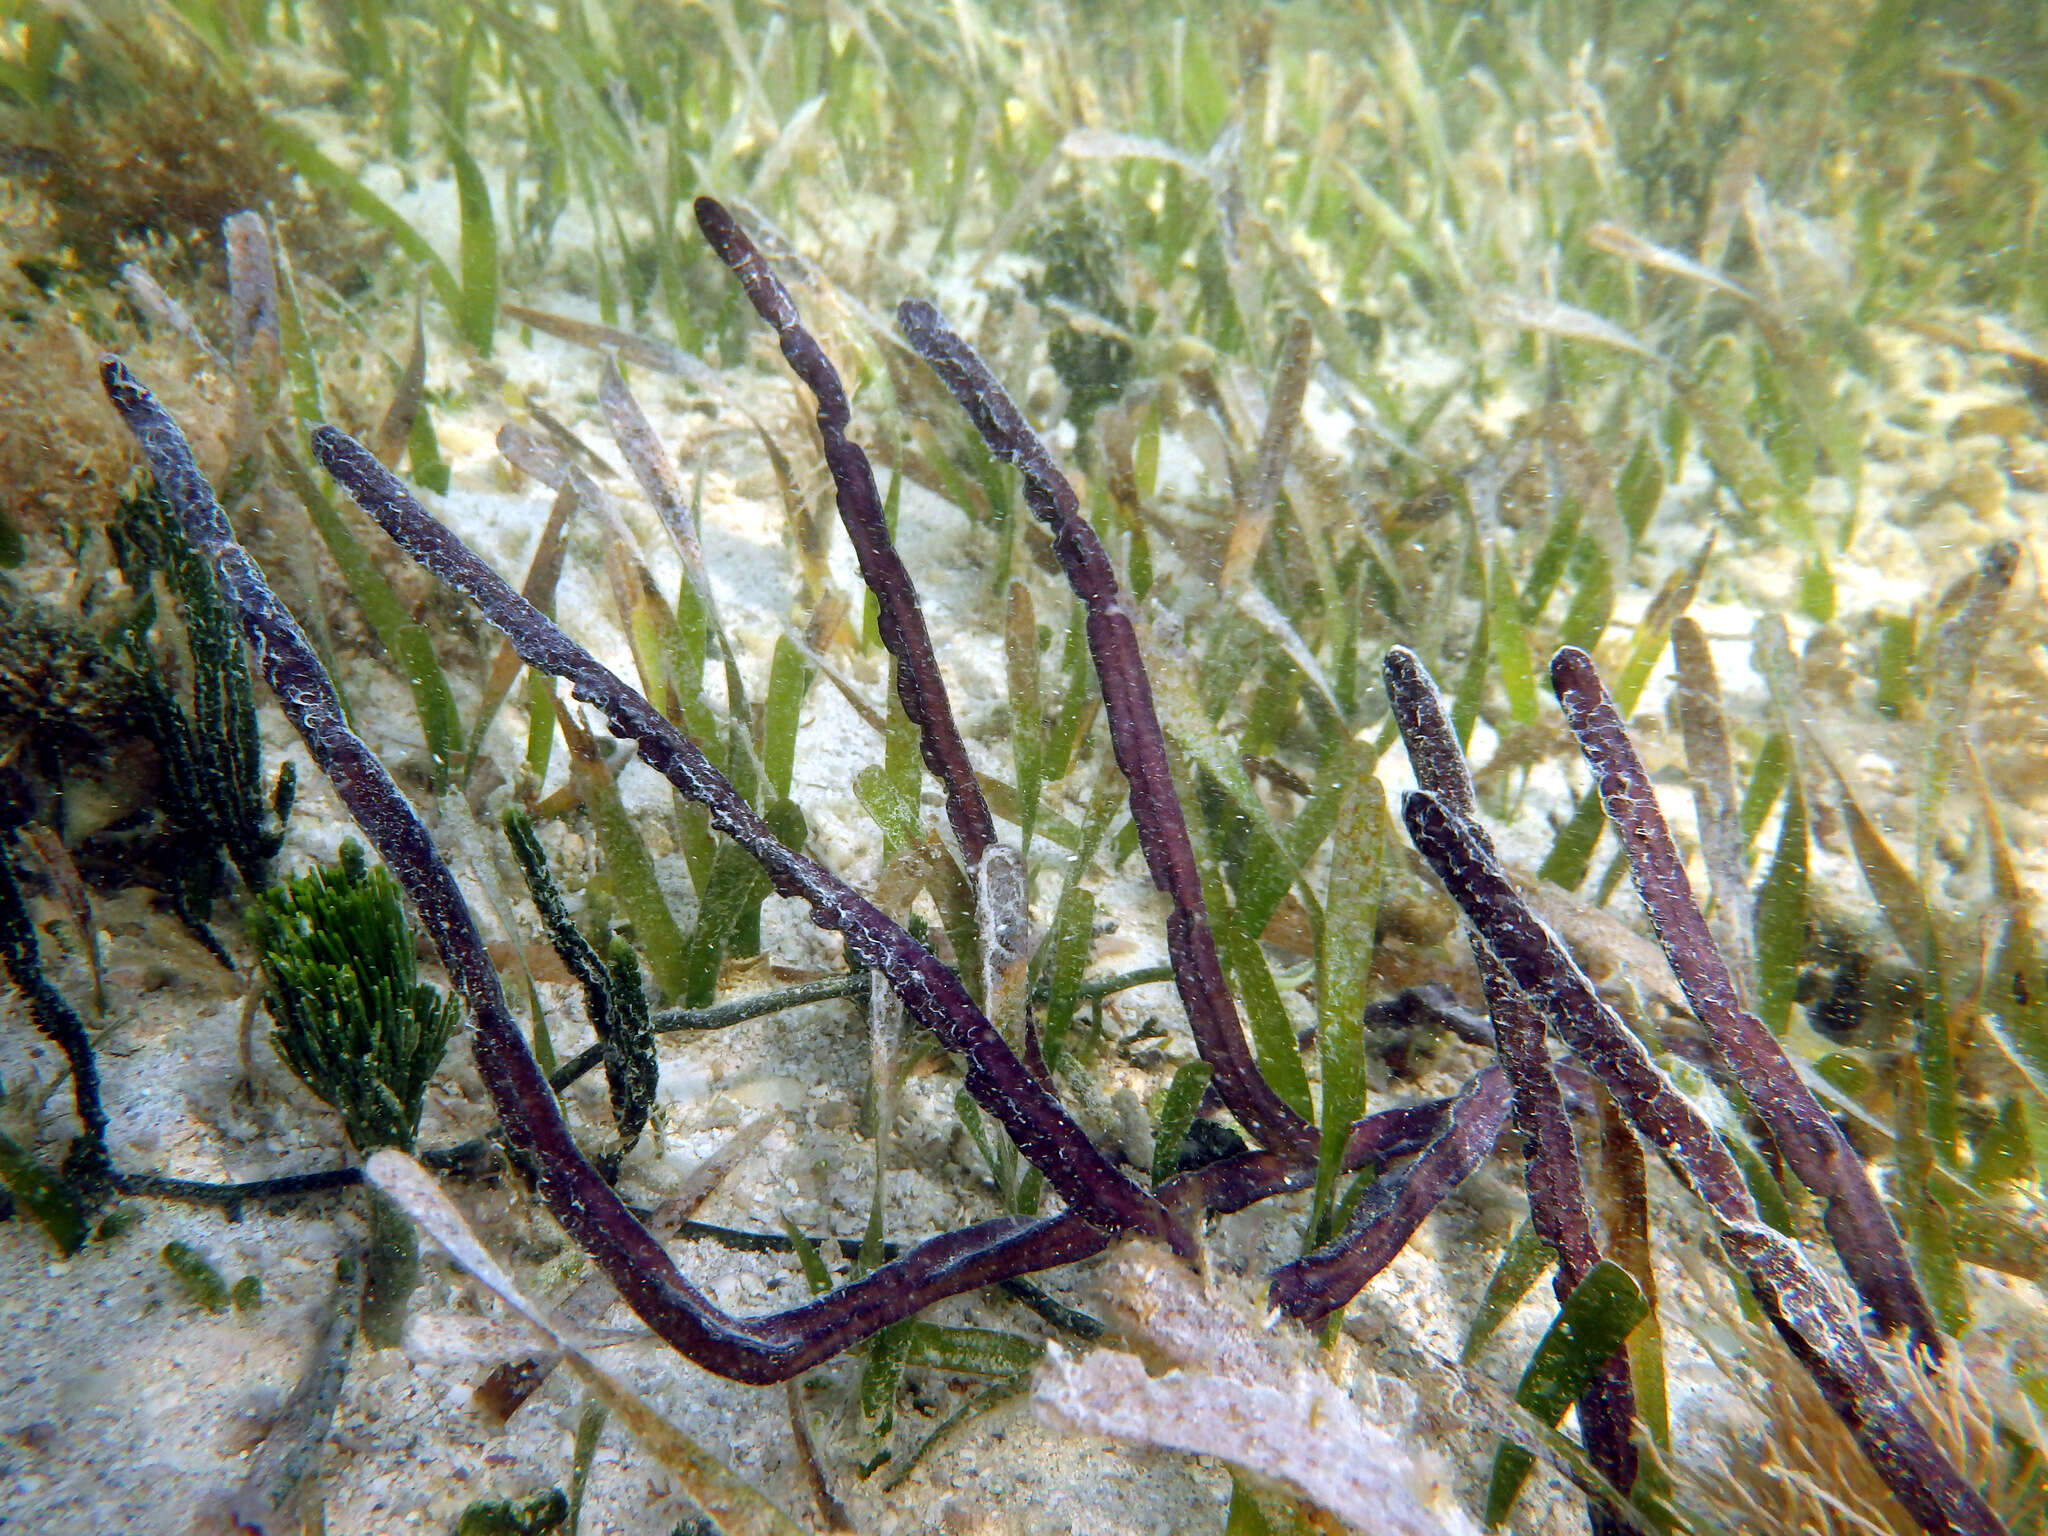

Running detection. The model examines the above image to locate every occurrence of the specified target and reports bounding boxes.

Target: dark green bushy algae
[251,839,455,1156]
[251,840,455,1345]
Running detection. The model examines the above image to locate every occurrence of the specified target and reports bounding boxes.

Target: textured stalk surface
[309,422,1173,1251]
[1402,789,2003,1536]
[1551,644,1938,1353]
[697,197,998,873]
[898,299,1315,1156]
[1379,646,1638,1519]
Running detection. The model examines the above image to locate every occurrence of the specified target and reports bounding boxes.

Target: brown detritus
[0,584,151,753]
[5,69,286,274]
[0,16,372,291]
[0,300,230,540]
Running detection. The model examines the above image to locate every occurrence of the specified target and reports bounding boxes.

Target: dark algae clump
[251,840,456,1346]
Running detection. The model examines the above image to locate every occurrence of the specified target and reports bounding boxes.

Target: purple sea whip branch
[1395,648,1638,1514]
[100,357,1485,1372]
[305,421,1176,1252]
[99,356,1204,1383]
[1267,1067,1512,1319]
[93,360,1554,1427]
[1399,788,2003,1536]
[1549,645,1941,1353]
[694,197,1000,876]
[895,298,1317,1157]
[1258,663,1630,1519]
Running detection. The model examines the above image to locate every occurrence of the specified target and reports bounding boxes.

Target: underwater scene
[2,1,2047,1532]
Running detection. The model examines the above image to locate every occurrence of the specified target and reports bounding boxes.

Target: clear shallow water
[2,3,2046,1533]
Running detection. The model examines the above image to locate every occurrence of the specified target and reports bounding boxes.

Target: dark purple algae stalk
[306,421,1178,1253]
[96,333,1997,1534]
[694,196,999,875]
[1377,645,1638,1517]
[103,357,1196,1383]
[293,413,1484,1364]
[1267,1066,1512,1321]
[91,357,1580,1425]
[895,297,1316,1158]
[1400,788,2005,1536]
[1550,645,1941,1355]
[1486,959,1643,1530]
[1403,791,1791,1222]
[0,839,109,1186]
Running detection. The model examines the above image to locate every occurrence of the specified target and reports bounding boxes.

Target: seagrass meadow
[2,2,2047,1533]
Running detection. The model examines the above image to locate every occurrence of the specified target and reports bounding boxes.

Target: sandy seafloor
[3,134,2048,1536]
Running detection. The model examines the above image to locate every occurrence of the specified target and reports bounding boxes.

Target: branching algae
[55,187,2007,1535]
